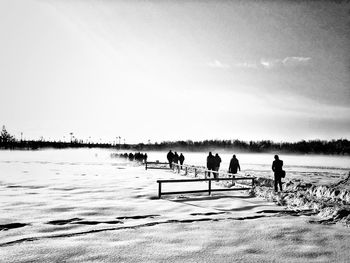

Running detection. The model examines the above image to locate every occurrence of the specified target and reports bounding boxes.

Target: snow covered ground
[1,149,349,262]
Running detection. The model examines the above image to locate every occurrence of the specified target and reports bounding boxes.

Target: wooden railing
[156,177,255,198]
[145,161,170,170]
[171,163,238,179]
[145,161,255,198]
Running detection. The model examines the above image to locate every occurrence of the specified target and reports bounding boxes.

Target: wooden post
[194,168,197,177]
[208,179,211,195]
[158,182,162,198]
[252,178,255,187]
[185,167,188,175]
[145,162,148,170]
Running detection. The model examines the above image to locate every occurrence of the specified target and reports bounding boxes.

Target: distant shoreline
[0,142,349,156]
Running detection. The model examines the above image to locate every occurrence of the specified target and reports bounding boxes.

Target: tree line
[1,126,349,154]
[136,139,350,155]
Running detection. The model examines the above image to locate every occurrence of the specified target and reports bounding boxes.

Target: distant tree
[0,125,15,143]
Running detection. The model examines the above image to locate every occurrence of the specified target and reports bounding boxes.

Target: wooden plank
[210,187,251,192]
[158,182,162,198]
[160,187,251,196]
[208,180,211,195]
[161,190,213,195]
[157,177,255,183]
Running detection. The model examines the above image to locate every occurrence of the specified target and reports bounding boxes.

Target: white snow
[0,149,349,262]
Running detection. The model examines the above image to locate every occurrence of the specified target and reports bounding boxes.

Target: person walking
[179,153,185,169]
[173,152,180,171]
[272,155,284,192]
[206,152,215,177]
[228,154,241,174]
[214,153,221,179]
[229,154,240,185]
[173,152,179,164]
[167,150,174,168]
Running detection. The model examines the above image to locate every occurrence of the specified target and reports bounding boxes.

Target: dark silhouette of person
[173,152,179,165]
[179,153,185,168]
[144,153,148,163]
[272,155,283,192]
[229,154,240,174]
[229,154,240,185]
[214,153,221,179]
[167,150,174,168]
[206,152,215,177]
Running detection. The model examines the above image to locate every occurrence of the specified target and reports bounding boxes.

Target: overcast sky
[0,0,349,143]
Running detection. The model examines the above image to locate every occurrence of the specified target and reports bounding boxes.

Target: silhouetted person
[206,152,215,177]
[144,153,148,163]
[228,154,240,185]
[179,153,185,168]
[272,155,283,192]
[173,152,179,164]
[214,153,221,179]
[229,154,240,174]
[167,150,174,168]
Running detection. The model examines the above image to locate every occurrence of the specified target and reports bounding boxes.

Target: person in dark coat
[167,150,174,168]
[229,154,241,174]
[206,152,215,177]
[214,153,221,179]
[272,155,283,192]
[173,152,179,164]
[228,154,240,185]
[179,153,185,169]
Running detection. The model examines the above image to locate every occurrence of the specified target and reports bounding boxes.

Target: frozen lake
[0,149,349,185]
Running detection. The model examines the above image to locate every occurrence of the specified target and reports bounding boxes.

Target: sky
[0,0,349,144]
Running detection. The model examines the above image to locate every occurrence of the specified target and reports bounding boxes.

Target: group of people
[206,152,221,178]
[166,150,185,168]
[113,152,148,163]
[166,150,285,192]
[206,152,241,179]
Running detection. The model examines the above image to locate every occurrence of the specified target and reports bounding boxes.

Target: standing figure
[229,154,240,185]
[173,152,179,165]
[229,154,241,174]
[167,150,174,168]
[214,153,221,179]
[206,152,215,177]
[179,153,185,169]
[272,155,283,192]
